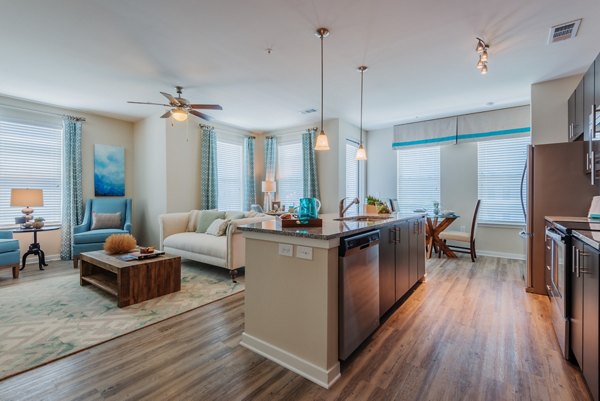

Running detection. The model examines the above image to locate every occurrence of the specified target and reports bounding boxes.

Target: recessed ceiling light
[486,102,495,106]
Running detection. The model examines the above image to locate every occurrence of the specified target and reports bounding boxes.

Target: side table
[12,226,60,271]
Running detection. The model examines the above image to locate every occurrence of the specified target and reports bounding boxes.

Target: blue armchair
[0,231,20,278]
[72,198,132,268]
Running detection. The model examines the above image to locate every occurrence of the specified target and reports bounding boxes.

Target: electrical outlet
[278,244,293,257]
[296,246,313,260]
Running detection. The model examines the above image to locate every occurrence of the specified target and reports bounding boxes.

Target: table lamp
[262,180,276,211]
[11,188,43,225]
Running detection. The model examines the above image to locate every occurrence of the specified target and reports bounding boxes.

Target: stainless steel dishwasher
[339,230,380,360]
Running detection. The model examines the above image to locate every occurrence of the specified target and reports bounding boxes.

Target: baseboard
[476,250,525,261]
[240,332,340,389]
[24,254,60,265]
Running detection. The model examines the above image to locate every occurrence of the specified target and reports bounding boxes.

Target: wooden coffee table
[79,250,181,307]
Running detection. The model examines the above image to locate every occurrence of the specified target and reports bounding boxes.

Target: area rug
[0,260,244,380]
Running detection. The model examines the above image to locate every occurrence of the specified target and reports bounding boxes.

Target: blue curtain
[200,125,218,210]
[264,136,277,181]
[243,136,256,210]
[60,117,84,260]
[302,128,320,199]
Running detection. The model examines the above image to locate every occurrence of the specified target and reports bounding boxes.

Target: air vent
[548,19,581,44]
[300,108,317,115]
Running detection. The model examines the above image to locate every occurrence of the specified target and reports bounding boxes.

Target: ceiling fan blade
[189,110,214,121]
[127,101,171,106]
[160,110,173,119]
[190,104,223,110]
[160,92,181,106]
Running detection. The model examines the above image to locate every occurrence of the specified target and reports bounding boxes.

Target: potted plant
[32,217,45,229]
[364,195,382,214]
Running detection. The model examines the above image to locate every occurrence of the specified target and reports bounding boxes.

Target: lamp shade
[262,180,276,193]
[314,131,330,150]
[10,188,43,207]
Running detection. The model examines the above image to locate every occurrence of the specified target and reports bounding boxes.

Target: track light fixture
[475,37,490,75]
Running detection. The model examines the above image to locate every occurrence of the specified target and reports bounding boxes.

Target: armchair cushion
[91,212,122,230]
[73,228,128,244]
[0,239,19,253]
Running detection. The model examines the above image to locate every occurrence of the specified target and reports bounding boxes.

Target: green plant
[378,203,391,214]
[34,217,45,222]
[366,195,383,206]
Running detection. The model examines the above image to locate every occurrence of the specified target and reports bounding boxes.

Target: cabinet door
[576,80,585,139]
[545,227,553,298]
[572,239,584,366]
[569,91,577,141]
[379,226,396,317]
[596,57,600,111]
[408,219,419,287]
[584,64,595,142]
[417,219,426,281]
[395,221,410,300]
[582,244,599,401]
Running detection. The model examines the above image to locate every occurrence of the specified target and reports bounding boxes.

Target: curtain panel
[243,136,256,210]
[302,128,320,199]
[264,136,277,182]
[199,125,218,210]
[60,117,84,260]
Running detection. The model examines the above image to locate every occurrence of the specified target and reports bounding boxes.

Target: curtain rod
[199,123,214,130]
[0,102,86,121]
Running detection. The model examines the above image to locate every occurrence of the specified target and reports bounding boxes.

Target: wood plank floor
[0,256,592,401]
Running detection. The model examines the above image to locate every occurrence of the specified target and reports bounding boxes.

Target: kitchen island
[238,212,425,388]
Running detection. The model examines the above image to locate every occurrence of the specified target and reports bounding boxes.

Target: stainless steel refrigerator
[523,141,598,295]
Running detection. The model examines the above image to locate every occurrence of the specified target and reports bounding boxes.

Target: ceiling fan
[127,86,223,122]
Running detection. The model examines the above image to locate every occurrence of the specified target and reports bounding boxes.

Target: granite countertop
[545,216,592,223]
[238,212,425,240]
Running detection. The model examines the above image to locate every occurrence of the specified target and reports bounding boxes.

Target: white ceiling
[1,0,600,131]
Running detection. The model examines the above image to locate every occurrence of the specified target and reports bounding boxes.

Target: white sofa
[158,211,274,280]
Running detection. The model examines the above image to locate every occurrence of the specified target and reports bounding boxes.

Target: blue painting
[94,144,125,196]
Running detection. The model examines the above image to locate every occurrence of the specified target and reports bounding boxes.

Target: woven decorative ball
[104,234,137,254]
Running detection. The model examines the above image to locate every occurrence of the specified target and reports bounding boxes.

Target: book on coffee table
[117,250,165,261]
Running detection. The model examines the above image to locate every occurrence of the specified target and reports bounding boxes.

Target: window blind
[277,135,303,209]
[477,136,529,224]
[216,135,244,211]
[0,120,63,226]
[396,146,440,213]
[345,140,360,214]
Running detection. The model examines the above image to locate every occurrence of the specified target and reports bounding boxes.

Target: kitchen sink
[334,215,391,222]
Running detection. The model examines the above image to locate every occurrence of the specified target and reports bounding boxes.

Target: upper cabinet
[576,79,585,139]
[569,91,577,141]
[584,64,595,142]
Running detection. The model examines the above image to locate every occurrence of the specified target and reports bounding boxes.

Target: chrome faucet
[339,197,360,218]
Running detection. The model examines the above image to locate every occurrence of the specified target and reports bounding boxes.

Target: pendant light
[356,65,368,160]
[314,27,330,151]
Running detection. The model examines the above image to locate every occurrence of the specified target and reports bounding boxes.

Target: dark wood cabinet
[545,224,553,297]
[570,91,577,141]
[585,64,595,142]
[378,218,425,317]
[576,80,585,139]
[571,236,600,401]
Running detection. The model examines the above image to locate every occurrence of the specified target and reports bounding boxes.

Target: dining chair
[438,199,481,262]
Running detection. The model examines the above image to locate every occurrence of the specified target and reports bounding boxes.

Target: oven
[545,225,569,359]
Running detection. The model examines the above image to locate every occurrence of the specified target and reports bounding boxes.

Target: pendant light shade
[356,65,368,160]
[315,27,330,151]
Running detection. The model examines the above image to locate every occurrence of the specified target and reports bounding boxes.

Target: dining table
[424,213,460,259]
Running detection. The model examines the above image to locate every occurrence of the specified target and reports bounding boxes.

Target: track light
[475,38,490,75]
[481,64,488,75]
[480,50,488,62]
[477,59,484,70]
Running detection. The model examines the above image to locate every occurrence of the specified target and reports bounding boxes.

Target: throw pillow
[91,212,122,230]
[196,210,225,233]
[205,218,231,236]
[186,210,202,232]
[225,211,245,220]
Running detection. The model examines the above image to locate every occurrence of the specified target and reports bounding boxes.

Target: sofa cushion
[225,211,245,220]
[164,233,227,260]
[206,218,230,236]
[196,210,225,233]
[186,210,201,232]
[91,212,122,230]
[73,228,128,244]
[0,239,19,253]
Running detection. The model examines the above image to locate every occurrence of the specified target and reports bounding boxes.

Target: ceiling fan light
[315,130,330,150]
[171,108,188,122]
[355,144,367,160]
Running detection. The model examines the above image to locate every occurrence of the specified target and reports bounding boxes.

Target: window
[396,146,440,213]
[345,140,360,214]
[277,135,303,208]
[0,117,63,227]
[216,134,244,211]
[477,136,529,224]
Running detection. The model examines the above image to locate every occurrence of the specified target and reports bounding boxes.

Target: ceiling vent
[548,19,581,44]
[300,108,317,115]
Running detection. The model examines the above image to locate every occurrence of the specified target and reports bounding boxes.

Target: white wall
[0,95,134,260]
[531,75,581,145]
[365,126,396,200]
